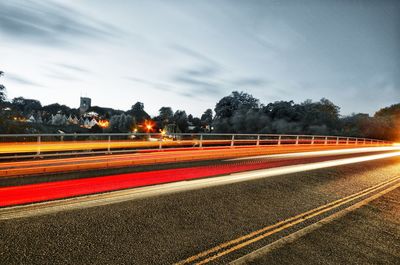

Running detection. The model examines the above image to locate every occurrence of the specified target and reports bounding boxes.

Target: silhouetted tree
[127,102,150,123]
[214,91,259,119]
[173,110,188,133]
[158,107,173,127]
[213,91,259,132]
[42,103,71,115]
[201,109,213,124]
[263,101,300,121]
[0,71,5,103]
[374,103,400,141]
[11,97,42,115]
[300,98,340,134]
[108,113,134,133]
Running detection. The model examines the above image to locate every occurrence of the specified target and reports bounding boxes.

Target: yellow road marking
[176,176,400,265]
[231,181,400,264]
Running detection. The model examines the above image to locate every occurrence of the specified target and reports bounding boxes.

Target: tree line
[0,72,399,140]
[212,91,399,141]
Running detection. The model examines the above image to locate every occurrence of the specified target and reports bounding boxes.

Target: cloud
[124,77,173,92]
[173,65,268,99]
[170,45,269,98]
[170,44,220,67]
[182,66,219,78]
[55,63,91,74]
[44,63,91,81]
[174,75,224,98]
[45,71,80,82]
[233,78,268,87]
[0,0,117,45]
[6,73,41,87]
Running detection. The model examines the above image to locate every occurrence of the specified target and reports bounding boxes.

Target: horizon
[1,88,395,118]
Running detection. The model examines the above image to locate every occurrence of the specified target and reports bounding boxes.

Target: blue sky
[0,0,399,116]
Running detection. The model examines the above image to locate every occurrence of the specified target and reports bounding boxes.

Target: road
[235,187,400,265]
[1,147,398,206]
[1,149,399,264]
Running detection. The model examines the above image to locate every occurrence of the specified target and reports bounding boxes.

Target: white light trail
[227,146,400,161]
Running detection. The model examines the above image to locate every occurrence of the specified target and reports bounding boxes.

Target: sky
[0,0,399,117]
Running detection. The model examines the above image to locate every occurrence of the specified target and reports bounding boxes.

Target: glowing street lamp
[144,120,155,133]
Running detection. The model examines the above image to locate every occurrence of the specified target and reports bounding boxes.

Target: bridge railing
[0,133,392,159]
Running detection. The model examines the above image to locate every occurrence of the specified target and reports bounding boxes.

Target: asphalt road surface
[1,155,400,264]
[239,187,400,265]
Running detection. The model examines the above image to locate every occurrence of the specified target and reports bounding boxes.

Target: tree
[0,71,5,103]
[300,98,340,134]
[51,113,67,126]
[0,71,8,133]
[42,103,71,115]
[374,104,400,141]
[213,91,260,132]
[108,113,134,133]
[201,109,213,124]
[127,102,150,123]
[158,107,173,127]
[199,109,213,132]
[214,91,259,119]
[190,117,202,132]
[173,110,188,133]
[263,101,300,121]
[11,97,42,115]
[375,103,400,118]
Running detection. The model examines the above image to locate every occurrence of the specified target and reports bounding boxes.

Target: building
[79,97,91,114]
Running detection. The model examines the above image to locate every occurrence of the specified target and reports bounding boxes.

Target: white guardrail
[0,133,392,159]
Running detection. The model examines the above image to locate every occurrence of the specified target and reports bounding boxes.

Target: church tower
[79,97,91,114]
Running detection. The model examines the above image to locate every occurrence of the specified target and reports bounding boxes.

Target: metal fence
[0,133,391,159]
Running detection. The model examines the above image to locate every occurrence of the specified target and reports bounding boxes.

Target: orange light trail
[0,140,391,155]
[0,145,396,178]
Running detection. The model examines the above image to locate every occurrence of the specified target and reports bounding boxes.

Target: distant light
[144,119,155,132]
[98,120,109,128]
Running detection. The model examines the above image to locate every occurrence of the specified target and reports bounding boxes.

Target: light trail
[0,140,245,154]
[227,146,400,161]
[1,150,399,216]
[0,139,388,154]
[0,145,375,177]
